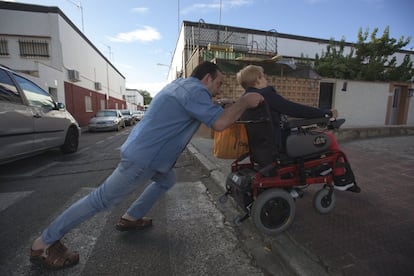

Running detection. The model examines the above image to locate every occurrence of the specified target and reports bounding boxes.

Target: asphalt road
[0,128,270,276]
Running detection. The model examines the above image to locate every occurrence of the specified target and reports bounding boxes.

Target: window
[19,39,50,58]
[0,68,22,104]
[85,96,92,112]
[14,74,55,108]
[0,38,8,56]
[100,99,105,110]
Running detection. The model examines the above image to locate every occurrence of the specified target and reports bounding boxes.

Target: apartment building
[170,20,414,126]
[0,1,127,127]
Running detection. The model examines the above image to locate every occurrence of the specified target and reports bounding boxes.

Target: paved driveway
[287,136,414,275]
[190,135,414,276]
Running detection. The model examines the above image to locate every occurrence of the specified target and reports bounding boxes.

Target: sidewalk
[188,133,414,275]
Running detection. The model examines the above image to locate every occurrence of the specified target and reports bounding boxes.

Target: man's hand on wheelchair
[242,92,264,109]
[215,98,235,108]
[330,109,338,119]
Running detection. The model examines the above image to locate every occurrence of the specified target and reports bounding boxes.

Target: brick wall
[219,74,320,107]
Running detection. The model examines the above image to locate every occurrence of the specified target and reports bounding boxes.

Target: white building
[125,89,144,111]
[169,20,414,127]
[0,1,127,127]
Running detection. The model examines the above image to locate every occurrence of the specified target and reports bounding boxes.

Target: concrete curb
[187,143,227,192]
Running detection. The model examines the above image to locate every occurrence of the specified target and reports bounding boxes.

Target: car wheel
[61,127,79,154]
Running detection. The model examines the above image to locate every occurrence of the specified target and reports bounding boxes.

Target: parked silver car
[131,110,145,122]
[88,109,126,132]
[120,109,134,126]
[0,65,81,165]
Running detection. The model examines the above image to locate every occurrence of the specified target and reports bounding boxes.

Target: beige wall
[332,79,414,127]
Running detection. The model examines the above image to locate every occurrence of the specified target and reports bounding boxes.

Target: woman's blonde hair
[236,65,264,89]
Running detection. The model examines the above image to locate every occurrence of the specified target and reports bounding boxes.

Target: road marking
[0,191,33,212]
[1,187,110,276]
[0,162,59,178]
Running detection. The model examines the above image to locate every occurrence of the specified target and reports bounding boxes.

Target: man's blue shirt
[121,77,223,172]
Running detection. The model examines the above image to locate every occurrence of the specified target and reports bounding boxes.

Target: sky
[6,0,414,96]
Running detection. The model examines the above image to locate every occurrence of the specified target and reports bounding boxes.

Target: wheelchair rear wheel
[251,188,295,235]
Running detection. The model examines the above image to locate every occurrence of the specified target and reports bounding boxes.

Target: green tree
[314,37,355,79]
[314,27,413,82]
[138,90,152,105]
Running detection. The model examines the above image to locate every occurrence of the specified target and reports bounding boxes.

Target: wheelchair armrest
[236,118,270,124]
[283,117,330,129]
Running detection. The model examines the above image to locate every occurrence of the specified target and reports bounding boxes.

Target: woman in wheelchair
[236,65,359,193]
[236,65,336,147]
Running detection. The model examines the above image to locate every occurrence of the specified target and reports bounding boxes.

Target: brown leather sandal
[115,217,153,231]
[30,240,79,269]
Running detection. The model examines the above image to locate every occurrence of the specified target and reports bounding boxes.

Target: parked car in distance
[0,65,81,165]
[120,109,134,126]
[132,110,145,122]
[88,109,126,132]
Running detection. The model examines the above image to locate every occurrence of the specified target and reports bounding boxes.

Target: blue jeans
[41,159,176,244]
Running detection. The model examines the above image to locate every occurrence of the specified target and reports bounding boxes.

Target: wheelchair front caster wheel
[313,188,336,214]
[218,194,228,204]
[233,215,245,226]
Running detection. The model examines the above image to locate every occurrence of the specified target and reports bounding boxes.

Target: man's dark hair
[190,61,222,80]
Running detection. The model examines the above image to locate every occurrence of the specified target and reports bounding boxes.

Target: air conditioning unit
[94,82,102,90]
[68,69,80,82]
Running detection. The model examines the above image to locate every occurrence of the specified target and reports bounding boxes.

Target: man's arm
[212,93,263,131]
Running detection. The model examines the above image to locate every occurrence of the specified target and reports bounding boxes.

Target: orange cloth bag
[213,123,249,159]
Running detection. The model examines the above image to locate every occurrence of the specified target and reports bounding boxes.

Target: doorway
[388,85,408,125]
[389,87,401,125]
[319,82,333,109]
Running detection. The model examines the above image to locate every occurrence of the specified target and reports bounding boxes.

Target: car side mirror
[57,102,66,110]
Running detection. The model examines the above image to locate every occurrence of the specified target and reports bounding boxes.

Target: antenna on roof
[219,0,222,25]
[67,0,84,32]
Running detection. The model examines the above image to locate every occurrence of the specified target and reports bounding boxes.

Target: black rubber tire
[218,195,228,204]
[313,188,336,214]
[251,188,295,235]
[61,127,79,154]
[233,215,244,226]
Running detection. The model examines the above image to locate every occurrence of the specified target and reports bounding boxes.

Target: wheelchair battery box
[226,169,256,209]
[226,169,255,192]
[286,132,331,158]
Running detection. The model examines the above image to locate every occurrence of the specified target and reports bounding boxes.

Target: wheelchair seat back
[240,102,278,167]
